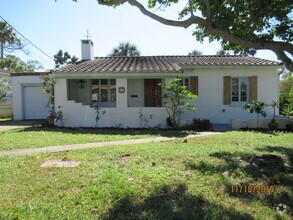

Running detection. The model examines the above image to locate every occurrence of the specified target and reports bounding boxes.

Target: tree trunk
[0,41,3,59]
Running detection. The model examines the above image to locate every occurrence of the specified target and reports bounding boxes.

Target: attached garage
[23,85,48,119]
[11,72,50,120]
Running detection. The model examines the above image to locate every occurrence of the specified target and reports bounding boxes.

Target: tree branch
[274,50,293,72]
[204,0,211,19]
[97,0,293,70]
[128,0,206,28]
[189,0,194,16]
[126,0,293,55]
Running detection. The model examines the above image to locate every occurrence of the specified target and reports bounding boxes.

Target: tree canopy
[0,55,43,72]
[109,42,141,56]
[0,21,23,58]
[188,49,202,56]
[53,49,78,68]
[91,0,292,71]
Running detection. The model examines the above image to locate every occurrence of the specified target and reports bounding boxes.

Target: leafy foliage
[94,0,293,70]
[282,103,293,125]
[243,100,267,128]
[41,74,55,117]
[161,77,197,128]
[109,42,141,56]
[268,99,279,121]
[280,72,293,112]
[93,104,106,127]
[0,55,43,72]
[53,49,78,68]
[188,49,202,56]
[0,77,11,103]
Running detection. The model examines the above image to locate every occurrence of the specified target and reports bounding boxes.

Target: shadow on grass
[13,126,194,138]
[184,148,293,217]
[100,184,253,220]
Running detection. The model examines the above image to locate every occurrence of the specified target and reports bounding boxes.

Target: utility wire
[23,50,55,67]
[0,32,55,66]
[0,16,55,63]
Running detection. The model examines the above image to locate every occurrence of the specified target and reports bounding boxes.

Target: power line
[0,32,55,67]
[0,16,55,63]
[23,50,55,67]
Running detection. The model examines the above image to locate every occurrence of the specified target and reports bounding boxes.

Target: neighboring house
[12,40,284,129]
[0,69,13,118]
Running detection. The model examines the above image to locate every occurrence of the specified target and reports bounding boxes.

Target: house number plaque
[118,87,125,93]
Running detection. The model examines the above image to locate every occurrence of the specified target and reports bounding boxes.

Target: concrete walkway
[0,132,222,157]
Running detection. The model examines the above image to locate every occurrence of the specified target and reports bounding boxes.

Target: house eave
[52,71,183,78]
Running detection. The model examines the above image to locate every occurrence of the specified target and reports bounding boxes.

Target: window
[180,78,190,90]
[231,78,249,102]
[92,79,116,107]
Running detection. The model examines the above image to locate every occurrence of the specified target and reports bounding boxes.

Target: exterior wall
[53,66,280,128]
[55,77,167,127]
[231,117,288,130]
[181,66,280,127]
[12,75,47,120]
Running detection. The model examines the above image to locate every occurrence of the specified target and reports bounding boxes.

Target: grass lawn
[0,127,193,151]
[0,117,12,122]
[0,131,292,219]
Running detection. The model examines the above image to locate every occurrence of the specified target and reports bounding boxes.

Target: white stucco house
[11,40,285,129]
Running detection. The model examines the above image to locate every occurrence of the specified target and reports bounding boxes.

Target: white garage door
[23,86,49,119]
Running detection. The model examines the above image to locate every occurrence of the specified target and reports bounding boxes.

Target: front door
[144,79,162,107]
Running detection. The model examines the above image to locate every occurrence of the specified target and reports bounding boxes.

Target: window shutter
[249,76,258,101]
[190,76,199,95]
[223,76,231,105]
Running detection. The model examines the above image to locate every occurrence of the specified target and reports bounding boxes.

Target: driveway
[0,120,47,131]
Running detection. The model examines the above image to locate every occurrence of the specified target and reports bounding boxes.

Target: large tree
[53,49,78,68]
[109,42,141,56]
[88,0,292,71]
[0,21,23,59]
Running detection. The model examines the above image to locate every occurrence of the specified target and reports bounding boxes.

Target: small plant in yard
[138,109,153,128]
[55,106,64,126]
[161,77,197,128]
[243,100,267,129]
[268,99,279,130]
[93,104,106,127]
[192,118,213,131]
[41,74,54,112]
[41,74,56,125]
[282,103,293,131]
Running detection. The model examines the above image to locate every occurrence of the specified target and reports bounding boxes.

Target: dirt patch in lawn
[41,159,80,168]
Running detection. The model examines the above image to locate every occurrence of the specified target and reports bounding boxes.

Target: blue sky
[1,0,279,70]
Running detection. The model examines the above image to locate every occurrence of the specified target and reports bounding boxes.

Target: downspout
[278,65,285,116]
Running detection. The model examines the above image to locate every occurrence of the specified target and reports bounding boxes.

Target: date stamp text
[231,185,275,193]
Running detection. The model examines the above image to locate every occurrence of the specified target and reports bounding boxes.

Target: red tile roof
[55,55,282,73]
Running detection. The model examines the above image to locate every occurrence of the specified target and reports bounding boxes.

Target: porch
[54,77,171,128]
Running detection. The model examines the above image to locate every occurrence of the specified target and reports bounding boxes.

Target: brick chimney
[81,39,94,60]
